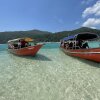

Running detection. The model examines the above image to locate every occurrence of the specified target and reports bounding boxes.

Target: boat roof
[62,35,75,41]
[8,37,33,43]
[75,32,99,40]
[62,32,99,41]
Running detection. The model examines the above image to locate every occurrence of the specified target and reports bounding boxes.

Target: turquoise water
[0,43,100,100]
[88,41,100,48]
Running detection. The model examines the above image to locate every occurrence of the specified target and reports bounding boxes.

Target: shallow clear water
[89,41,100,48]
[0,43,100,100]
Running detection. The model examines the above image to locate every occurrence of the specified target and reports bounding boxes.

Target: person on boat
[68,41,73,49]
[13,43,18,49]
[82,41,89,49]
[64,41,67,48]
[60,41,63,47]
[65,42,69,49]
[18,40,21,48]
[20,39,27,48]
[25,41,29,47]
[61,41,64,48]
[77,39,83,48]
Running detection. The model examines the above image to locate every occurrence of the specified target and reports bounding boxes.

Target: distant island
[0,27,100,43]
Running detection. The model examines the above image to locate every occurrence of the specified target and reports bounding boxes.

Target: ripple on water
[0,43,100,100]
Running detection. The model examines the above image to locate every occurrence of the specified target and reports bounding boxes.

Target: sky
[0,0,99,32]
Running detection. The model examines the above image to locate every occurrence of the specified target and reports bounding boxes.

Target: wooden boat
[60,32,100,62]
[8,37,43,56]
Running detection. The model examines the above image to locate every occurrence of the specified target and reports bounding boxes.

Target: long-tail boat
[8,37,43,56]
[60,32,100,62]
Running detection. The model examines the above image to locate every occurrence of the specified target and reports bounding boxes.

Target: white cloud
[82,1,100,17]
[90,26,96,29]
[81,0,94,5]
[82,18,100,27]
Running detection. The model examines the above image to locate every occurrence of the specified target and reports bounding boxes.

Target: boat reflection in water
[8,37,43,56]
[60,32,100,62]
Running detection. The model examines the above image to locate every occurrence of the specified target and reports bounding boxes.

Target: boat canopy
[62,32,99,41]
[62,35,75,41]
[8,37,33,43]
[8,38,22,43]
[24,37,33,42]
[75,32,99,40]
